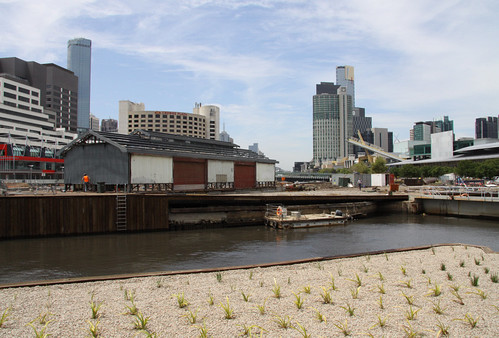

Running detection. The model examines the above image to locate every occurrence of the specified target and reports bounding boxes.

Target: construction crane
[357,130,374,164]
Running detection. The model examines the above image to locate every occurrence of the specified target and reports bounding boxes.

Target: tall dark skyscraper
[313,82,353,164]
[67,38,91,130]
[475,116,498,139]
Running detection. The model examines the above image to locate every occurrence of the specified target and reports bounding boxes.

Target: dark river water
[1,213,498,284]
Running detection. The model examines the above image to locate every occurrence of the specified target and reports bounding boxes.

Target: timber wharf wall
[0,193,408,239]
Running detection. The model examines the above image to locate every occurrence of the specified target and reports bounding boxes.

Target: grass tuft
[340,302,356,316]
[241,291,251,302]
[320,287,333,304]
[0,306,11,328]
[470,274,479,287]
[133,311,149,330]
[274,314,292,329]
[310,307,326,323]
[333,319,351,336]
[490,272,499,283]
[272,278,282,299]
[292,292,304,310]
[174,292,188,308]
[219,297,234,319]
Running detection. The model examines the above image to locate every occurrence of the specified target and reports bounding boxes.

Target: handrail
[408,185,499,202]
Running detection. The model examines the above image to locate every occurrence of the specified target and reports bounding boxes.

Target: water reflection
[0,213,497,284]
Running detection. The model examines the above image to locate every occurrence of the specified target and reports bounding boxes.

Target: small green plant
[467,288,487,300]
[402,320,421,337]
[401,291,415,305]
[431,246,436,255]
[133,311,149,330]
[435,319,450,336]
[288,276,291,284]
[405,305,420,320]
[440,263,446,271]
[274,314,292,329]
[400,279,413,288]
[474,257,481,265]
[310,307,326,322]
[429,283,442,297]
[432,299,446,315]
[329,273,338,290]
[384,252,389,261]
[370,314,389,329]
[27,320,52,338]
[362,264,369,273]
[421,269,426,274]
[377,283,386,294]
[0,306,11,327]
[449,284,460,292]
[293,321,311,338]
[302,285,311,294]
[337,265,343,276]
[470,274,479,287]
[216,272,223,283]
[219,297,234,319]
[195,321,209,338]
[292,292,304,310]
[333,319,351,336]
[378,295,384,310]
[254,299,266,315]
[316,262,323,270]
[377,271,385,281]
[124,289,135,301]
[340,302,356,316]
[455,312,479,328]
[87,320,99,337]
[259,280,264,287]
[90,294,103,319]
[174,292,188,308]
[459,260,465,267]
[350,286,360,299]
[272,279,282,299]
[182,308,199,324]
[320,287,333,304]
[249,271,253,280]
[447,272,453,281]
[238,324,265,337]
[348,273,362,287]
[207,292,214,306]
[400,266,407,276]
[484,267,490,274]
[450,289,464,305]
[490,272,498,283]
[241,291,251,302]
[156,278,163,288]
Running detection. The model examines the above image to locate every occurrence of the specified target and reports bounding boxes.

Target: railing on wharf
[408,185,499,202]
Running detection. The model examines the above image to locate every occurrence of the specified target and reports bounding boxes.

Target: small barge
[264,205,351,229]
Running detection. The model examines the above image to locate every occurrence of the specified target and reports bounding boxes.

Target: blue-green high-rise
[67,38,91,130]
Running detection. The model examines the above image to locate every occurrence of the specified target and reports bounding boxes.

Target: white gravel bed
[0,245,498,337]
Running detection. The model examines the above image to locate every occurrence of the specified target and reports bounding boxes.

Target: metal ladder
[116,194,127,231]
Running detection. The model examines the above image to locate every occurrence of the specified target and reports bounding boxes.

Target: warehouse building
[59,129,277,192]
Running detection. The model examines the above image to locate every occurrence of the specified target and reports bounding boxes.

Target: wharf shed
[59,129,277,192]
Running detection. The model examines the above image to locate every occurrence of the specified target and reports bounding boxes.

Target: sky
[1,0,498,170]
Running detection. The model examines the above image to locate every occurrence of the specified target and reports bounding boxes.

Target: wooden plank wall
[0,195,169,239]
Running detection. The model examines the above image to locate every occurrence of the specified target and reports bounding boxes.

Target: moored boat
[264,204,352,229]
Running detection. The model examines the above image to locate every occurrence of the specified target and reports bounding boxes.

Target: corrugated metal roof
[59,129,278,164]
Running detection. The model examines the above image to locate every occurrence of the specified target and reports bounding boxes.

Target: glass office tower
[67,38,91,130]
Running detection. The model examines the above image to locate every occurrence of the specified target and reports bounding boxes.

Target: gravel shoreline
[1,245,498,337]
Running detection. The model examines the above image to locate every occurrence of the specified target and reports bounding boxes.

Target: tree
[371,157,388,173]
[351,161,370,174]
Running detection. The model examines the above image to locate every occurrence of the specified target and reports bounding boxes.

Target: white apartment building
[0,76,76,151]
[119,100,221,140]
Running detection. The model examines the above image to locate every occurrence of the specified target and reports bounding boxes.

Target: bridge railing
[408,185,499,201]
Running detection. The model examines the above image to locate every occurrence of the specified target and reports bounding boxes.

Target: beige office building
[119,101,220,140]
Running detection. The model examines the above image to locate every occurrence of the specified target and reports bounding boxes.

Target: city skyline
[1,1,498,170]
